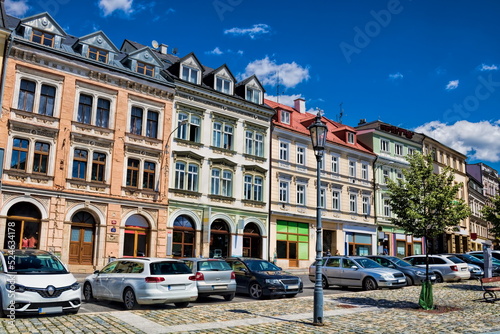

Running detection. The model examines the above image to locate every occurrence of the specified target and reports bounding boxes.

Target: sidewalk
[1,280,500,333]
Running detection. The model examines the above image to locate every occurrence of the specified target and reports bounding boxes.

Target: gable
[21,12,66,36]
[78,31,118,52]
[181,54,202,71]
[128,47,163,67]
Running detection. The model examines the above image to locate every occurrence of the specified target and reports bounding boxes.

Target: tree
[482,195,500,245]
[385,152,470,309]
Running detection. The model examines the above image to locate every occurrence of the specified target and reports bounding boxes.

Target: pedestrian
[383,246,388,255]
[335,250,340,256]
[325,249,331,256]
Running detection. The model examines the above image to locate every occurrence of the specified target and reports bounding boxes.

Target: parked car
[309,256,407,291]
[468,250,500,263]
[0,249,81,316]
[366,255,436,285]
[465,252,500,274]
[444,253,500,277]
[466,263,484,279]
[181,258,236,301]
[224,257,303,299]
[83,258,197,310]
[403,254,470,282]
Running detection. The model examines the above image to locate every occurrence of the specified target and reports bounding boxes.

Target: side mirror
[239,268,248,273]
[93,270,100,275]
[350,265,358,270]
[388,264,395,268]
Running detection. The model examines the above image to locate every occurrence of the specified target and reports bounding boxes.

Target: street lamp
[308,111,328,326]
[160,119,188,199]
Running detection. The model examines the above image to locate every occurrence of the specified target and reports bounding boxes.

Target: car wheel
[123,288,138,310]
[434,273,444,283]
[405,275,414,286]
[249,282,263,299]
[174,302,190,308]
[363,277,378,291]
[83,282,95,302]
[223,293,235,301]
[322,275,329,289]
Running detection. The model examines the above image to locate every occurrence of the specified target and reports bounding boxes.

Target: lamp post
[308,112,328,326]
[161,119,188,199]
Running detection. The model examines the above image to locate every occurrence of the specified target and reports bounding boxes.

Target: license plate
[169,285,186,290]
[461,268,467,271]
[430,276,436,280]
[39,306,62,314]
[398,279,406,283]
[286,285,298,289]
[213,285,227,290]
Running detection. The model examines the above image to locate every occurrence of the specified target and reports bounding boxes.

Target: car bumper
[414,275,437,284]
[444,271,471,281]
[377,278,407,288]
[2,290,81,315]
[263,282,303,296]
[197,282,237,295]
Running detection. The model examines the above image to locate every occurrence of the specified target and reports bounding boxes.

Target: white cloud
[480,64,498,71]
[388,72,403,80]
[5,0,29,16]
[415,120,500,163]
[205,47,223,55]
[99,0,133,16]
[265,94,304,107]
[446,80,459,90]
[241,57,310,89]
[224,24,271,39]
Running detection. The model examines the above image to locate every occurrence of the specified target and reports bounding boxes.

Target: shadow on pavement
[332,296,419,309]
[227,309,315,326]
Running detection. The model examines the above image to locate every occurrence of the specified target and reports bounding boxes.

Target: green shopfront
[275,220,309,268]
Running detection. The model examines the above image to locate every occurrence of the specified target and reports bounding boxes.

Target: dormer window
[137,61,154,77]
[88,46,108,63]
[347,132,355,144]
[31,29,54,47]
[281,110,290,125]
[182,65,199,84]
[246,87,261,104]
[216,77,231,94]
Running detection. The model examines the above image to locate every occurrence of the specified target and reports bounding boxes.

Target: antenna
[151,40,159,49]
[276,69,281,104]
[172,47,178,55]
[337,102,344,124]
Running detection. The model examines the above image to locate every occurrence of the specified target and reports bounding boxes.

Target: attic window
[137,61,154,77]
[31,29,54,47]
[88,46,108,63]
[347,132,355,144]
[182,65,199,84]
[216,77,231,94]
[246,87,261,104]
[280,110,290,125]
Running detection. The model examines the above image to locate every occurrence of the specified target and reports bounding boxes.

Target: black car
[224,257,303,299]
[366,255,436,285]
[446,253,500,277]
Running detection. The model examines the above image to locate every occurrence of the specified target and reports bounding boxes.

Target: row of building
[0,6,498,272]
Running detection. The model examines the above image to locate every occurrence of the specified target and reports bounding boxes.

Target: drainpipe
[267,112,275,262]
[0,31,13,115]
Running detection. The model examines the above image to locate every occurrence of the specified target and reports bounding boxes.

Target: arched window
[123,215,149,257]
[210,220,230,258]
[4,203,41,249]
[172,216,195,258]
[243,223,262,258]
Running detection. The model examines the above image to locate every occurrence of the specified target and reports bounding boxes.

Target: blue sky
[6,0,500,172]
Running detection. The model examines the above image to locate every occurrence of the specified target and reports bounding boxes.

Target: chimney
[359,119,367,125]
[159,44,168,55]
[294,98,306,114]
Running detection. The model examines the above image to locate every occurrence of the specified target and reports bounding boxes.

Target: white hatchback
[403,254,470,282]
[0,249,81,317]
[83,258,198,310]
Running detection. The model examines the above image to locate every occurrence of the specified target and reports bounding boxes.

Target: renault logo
[46,285,55,296]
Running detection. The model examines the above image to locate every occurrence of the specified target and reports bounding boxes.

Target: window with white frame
[16,76,61,117]
[216,76,231,94]
[331,155,339,173]
[281,110,290,124]
[244,174,263,201]
[181,65,199,84]
[177,112,201,143]
[211,168,233,197]
[332,190,340,211]
[246,87,261,104]
[395,143,403,156]
[296,183,306,205]
[10,137,52,175]
[129,105,160,138]
[384,199,392,217]
[320,188,326,208]
[347,132,355,144]
[381,139,390,153]
[382,168,390,183]
[279,180,289,203]
[279,141,289,161]
[396,169,403,180]
[361,163,368,180]
[349,160,356,178]
[408,148,415,156]
[245,129,264,157]
[174,161,199,192]
[213,121,234,150]
[296,145,305,165]
[349,193,357,213]
[362,195,370,215]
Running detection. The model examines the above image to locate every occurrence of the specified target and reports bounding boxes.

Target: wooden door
[69,225,94,264]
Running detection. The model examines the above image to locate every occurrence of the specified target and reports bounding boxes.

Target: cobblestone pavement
[1,280,500,333]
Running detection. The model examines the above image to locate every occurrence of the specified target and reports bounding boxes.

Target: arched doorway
[4,203,41,249]
[69,211,96,265]
[243,223,262,258]
[209,219,230,258]
[172,215,195,258]
[123,215,150,257]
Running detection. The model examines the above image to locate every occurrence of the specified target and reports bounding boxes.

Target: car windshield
[197,260,232,271]
[245,260,280,271]
[354,258,382,269]
[388,257,412,267]
[472,253,500,265]
[3,250,68,274]
[150,261,192,275]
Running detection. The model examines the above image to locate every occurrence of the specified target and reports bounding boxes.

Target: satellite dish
[172,47,178,55]
[151,40,159,49]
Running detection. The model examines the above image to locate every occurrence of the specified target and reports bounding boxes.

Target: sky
[5,0,500,173]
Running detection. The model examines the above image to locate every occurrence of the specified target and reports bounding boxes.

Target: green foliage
[386,152,471,239]
[482,195,500,238]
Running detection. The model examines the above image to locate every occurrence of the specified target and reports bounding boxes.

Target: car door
[340,258,363,287]
[107,261,133,300]
[94,261,118,298]
[322,257,341,286]
[228,260,251,293]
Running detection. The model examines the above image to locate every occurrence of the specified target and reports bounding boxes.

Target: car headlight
[71,282,80,291]
[380,273,394,279]
[5,283,25,292]
[415,270,426,276]
[265,279,281,285]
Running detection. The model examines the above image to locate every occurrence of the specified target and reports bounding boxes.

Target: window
[17,79,56,116]
[332,190,340,210]
[211,168,233,197]
[18,79,35,112]
[361,164,368,180]
[245,130,264,157]
[33,142,49,174]
[76,93,111,128]
[72,149,88,179]
[96,99,111,128]
[10,138,29,171]
[296,146,305,165]
[213,122,234,150]
[279,141,289,161]
[146,110,159,138]
[296,184,306,205]
[143,162,156,190]
[88,46,108,63]
[320,188,326,208]
[39,85,56,116]
[279,181,289,203]
[243,175,263,201]
[384,199,392,217]
[408,148,415,156]
[281,110,290,124]
[216,77,231,94]
[126,158,139,187]
[130,106,159,138]
[10,138,51,174]
[137,61,154,77]
[382,168,390,183]
[396,169,403,180]
[349,193,357,213]
[347,132,355,144]
[331,155,339,173]
[78,94,92,124]
[91,152,106,182]
[174,162,199,192]
[349,160,356,178]
[130,107,143,135]
[276,221,309,261]
[177,112,201,143]
[362,196,370,215]
[31,29,54,47]
[381,139,390,152]
[181,65,199,84]
[395,144,403,156]
[126,158,156,190]
[246,87,261,104]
